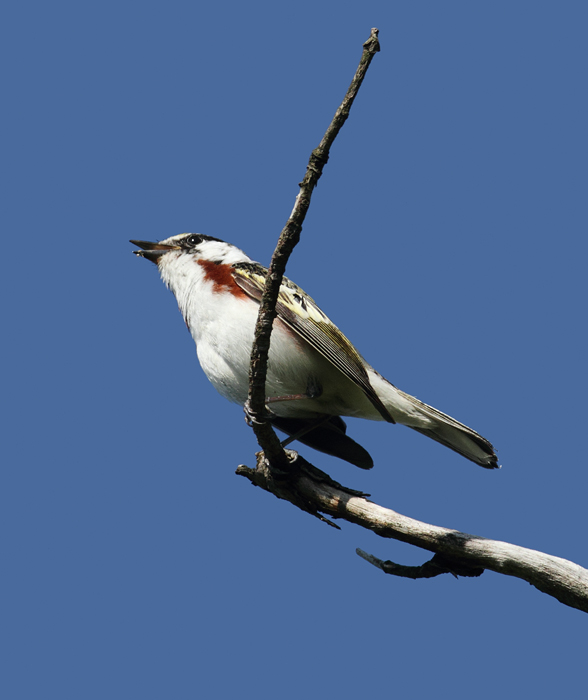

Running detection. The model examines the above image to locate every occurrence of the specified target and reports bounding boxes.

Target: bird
[131,234,498,470]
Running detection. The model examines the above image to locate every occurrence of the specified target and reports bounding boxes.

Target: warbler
[131,234,498,470]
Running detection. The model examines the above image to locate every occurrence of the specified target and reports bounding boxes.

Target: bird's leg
[243,377,321,428]
[265,393,313,403]
[265,377,322,404]
[245,378,325,436]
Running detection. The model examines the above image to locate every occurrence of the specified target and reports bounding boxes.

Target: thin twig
[246,28,381,470]
[356,549,485,579]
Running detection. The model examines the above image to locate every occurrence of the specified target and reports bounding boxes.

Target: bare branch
[237,29,588,614]
[246,28,381,470]
[237,455,588,613]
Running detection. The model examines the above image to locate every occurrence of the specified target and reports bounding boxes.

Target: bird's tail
[396,388,498,468]
[368,370,499,468]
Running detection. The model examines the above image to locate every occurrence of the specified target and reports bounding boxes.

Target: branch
[237,456,588,613]
[239,29,588,614]
[246,28,381,470]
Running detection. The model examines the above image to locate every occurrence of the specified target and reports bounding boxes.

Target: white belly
[193,296,380,420]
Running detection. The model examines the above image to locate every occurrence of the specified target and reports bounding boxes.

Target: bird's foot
[243,399,267,427]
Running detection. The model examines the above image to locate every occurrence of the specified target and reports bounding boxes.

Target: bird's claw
[244,400,267,427]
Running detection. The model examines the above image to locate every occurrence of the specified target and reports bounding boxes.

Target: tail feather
[397,389,499,469]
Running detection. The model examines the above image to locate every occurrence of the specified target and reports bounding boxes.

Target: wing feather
[232,262,394,423]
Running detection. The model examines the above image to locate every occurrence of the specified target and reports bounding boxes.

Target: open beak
[130,240,180,264]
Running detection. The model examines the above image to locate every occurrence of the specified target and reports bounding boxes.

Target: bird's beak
[130,240,180,264]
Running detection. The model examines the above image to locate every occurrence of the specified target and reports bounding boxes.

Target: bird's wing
[269,415,375,469]
[231,262,394,423]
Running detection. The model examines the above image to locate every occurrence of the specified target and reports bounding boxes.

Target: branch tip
[363,28,380,53]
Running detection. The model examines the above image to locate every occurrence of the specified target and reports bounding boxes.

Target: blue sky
[2,1,587,697]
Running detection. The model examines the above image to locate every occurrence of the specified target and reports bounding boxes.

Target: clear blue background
[2,2,587,698]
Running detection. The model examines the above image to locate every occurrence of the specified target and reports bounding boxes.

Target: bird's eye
[184,234,202,248]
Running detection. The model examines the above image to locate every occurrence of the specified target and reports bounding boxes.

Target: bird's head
[131,233,253,302]
[131,233,249,266]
